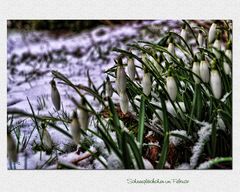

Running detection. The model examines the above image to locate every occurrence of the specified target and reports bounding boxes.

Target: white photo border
[1,0,240,191]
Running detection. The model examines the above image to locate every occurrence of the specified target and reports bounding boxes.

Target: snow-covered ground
[7,20,184,169]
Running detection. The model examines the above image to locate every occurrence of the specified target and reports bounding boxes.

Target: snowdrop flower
[142,71,152,96]
[192,60,200,83]
[223,61,231,76]
[213,36,221,58]
[208,22,217,43]
[225,41,232,61]
[225,49,232,62]
[7,133,18,162]
[127,57,136,80]
[120,92,129,114]
[116,59,126,94]
[166,76,178,101]
[224,51,231,76]
[200,59,210,83]
[168,42,175,56]
[70,111,81,145]
[223,41,232,75]
[105,76,113,97]
[197,30,204,47]
[180,24,187,42]
[79,98,89,130]
[50,79,61,111]
[210,70,222,99]
[41,123,53,150]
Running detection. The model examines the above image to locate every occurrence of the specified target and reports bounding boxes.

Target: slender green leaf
[137,96,145,153]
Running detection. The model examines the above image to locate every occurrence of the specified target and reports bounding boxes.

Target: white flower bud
[79,99,89,130]
[192,61,200,83]
[225,49,232,62]
[168,42,175,56]
[197,31,204,47]
[50,79,61,111]
[142,72,152,96]
[210,70,222,99]
[223,62,231,75]
[105,76,113,97]
[7,133,18,162]
[166,76,178,101]
[41,124,53,150]
[180,28,187,42]
[116,65,126,94]
[213,39,221,58]
[200,60,210,83]
[208,23,217,43]
[127,57,136,80]
[120,92,129,114]
[70,111,81,145]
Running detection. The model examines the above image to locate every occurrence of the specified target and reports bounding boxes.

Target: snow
[143,158,154,169]
[197,160,212,169]
[93,156,107,169]
[197,157,229,169]
[107,152,123,169]
[176,163,191,170]
[221,92,231,102]
[190,121,212,168]
[169,130,191,146]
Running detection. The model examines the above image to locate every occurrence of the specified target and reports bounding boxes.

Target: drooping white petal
[41,128,53,150]
[120,92,129,114]
[166,76,178,101]
[116,66,126,94]
[50,80,61,111]
[79,108,89,130]
[200,60,210,83]
[208,23,217,43]
[142,72,152,96]
[106,78,113,97]
[223,62,231,75]
[127,58,136,80]
[168,42,175,56]
[70,112,81,145]
[180,28,187,42]
[225,49,232,62]
[210,70,222,99]
[78,99,89,130]
[213,39,221,58]
[197,32,204,47]
[192,61,200,83]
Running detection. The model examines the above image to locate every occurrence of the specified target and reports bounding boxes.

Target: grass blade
[137,95,145,153]
[157,93,169,169]
[126,133,145,169]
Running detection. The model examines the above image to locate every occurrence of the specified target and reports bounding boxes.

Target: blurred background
[8,20,143,33]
